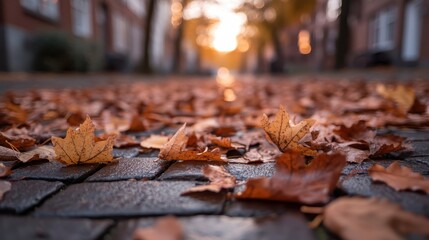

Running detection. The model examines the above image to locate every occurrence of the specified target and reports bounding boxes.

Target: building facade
[282,0,429,70]
[0,0,146,72]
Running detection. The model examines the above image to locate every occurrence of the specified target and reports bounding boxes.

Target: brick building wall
[282,0,429,70]
[0,0,146,72]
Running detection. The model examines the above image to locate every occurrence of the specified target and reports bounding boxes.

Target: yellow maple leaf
[261,105,315,156]
[51,116,115,165]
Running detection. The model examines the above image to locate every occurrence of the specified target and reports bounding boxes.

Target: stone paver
[340,175,429,216]
[0,216,113,240]
[0,180,63,213]
[86,158,171,182]
[158,161,224,181]
[386,129,429,141]
[109,214,315,240]
[8,161,101,183]
[224,199,292,217]
[35,181,225,217]
[113,148,140,159]
[0,160,20,169]
[226,163,275,181]
[409,141,429,157]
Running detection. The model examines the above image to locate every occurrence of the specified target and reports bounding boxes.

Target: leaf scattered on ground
[369,161,429,193]
[0,145,55,162]
[140,135,170,149]
[182,165,236,194]
[261,105,315,156]
[133,216,183,240]
[158,123,222,161]
[324,197,429,240]
[51,116,115,165]
[236,150,346,204]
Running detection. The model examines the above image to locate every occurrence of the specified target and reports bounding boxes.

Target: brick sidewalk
[1,127,429,240]
[1,74,429,240]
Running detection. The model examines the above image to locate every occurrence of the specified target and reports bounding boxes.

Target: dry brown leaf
[376,84,415,115]
[140,135,169,149]
[236,150,346,204]
[333,142,370,163]
[133,216,183,240]
[261,105,316,156]
[182,165,236,194]
[51,116,115,165]
[324,197,429,240]
[0,180,11,201]
[369,135,406,157]
[369,161,429,193]
[0,130,36,151]
[0,145,55,162]
[158,124,222,161]
[17,146,56,162]
[0,163,11,177]
[0,146,21,161]
[111,134,139,148]
[333,121,375,143]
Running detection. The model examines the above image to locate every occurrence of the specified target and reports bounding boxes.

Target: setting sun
[210,13,245,52]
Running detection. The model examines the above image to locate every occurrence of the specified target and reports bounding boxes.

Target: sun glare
[184,1,246,53]
[211,13,246,53]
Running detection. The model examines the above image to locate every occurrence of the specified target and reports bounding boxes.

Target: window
[369,7,397,51]
[113,12,128,53]
[20,0,59,21]
[326,0,341,22]
[72,0,92,38]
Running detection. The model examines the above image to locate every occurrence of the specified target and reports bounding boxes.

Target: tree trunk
[172,0,189,73]
[335,0,350,69]
[141,0,156,74]
[270,26,285,74]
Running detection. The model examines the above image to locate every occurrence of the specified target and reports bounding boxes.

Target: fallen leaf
[0,146,21,161]
[0,163,11,177]
[369,161,429,193]
[112,134,139,148]
[182,165,236,194]
[324,197,429,240]
[133,216,183,240]
[333,142,370,163]
[140,135,169,149]
[0,145,55,162]
[261,105,315,156]
[369,135,406,157]
[236,150,346,204]
[0,129,36,151]
[0,181,11,201]
[377,84,415,115]
[158,124,222,161]
[51,116,115,165]
[333,121,375,143]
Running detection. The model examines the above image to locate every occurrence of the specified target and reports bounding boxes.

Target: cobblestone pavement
[1,75,429,240]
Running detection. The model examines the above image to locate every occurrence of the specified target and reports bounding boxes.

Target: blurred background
[0,0,428,75]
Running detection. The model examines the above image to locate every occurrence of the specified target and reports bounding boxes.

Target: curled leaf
[182,165,236,194]
[140,135,169,149]
[261,105,315,156]
[324,197,429,240]
[369,161,429,193]
[158,124,222,161]
[236,151,346,204]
